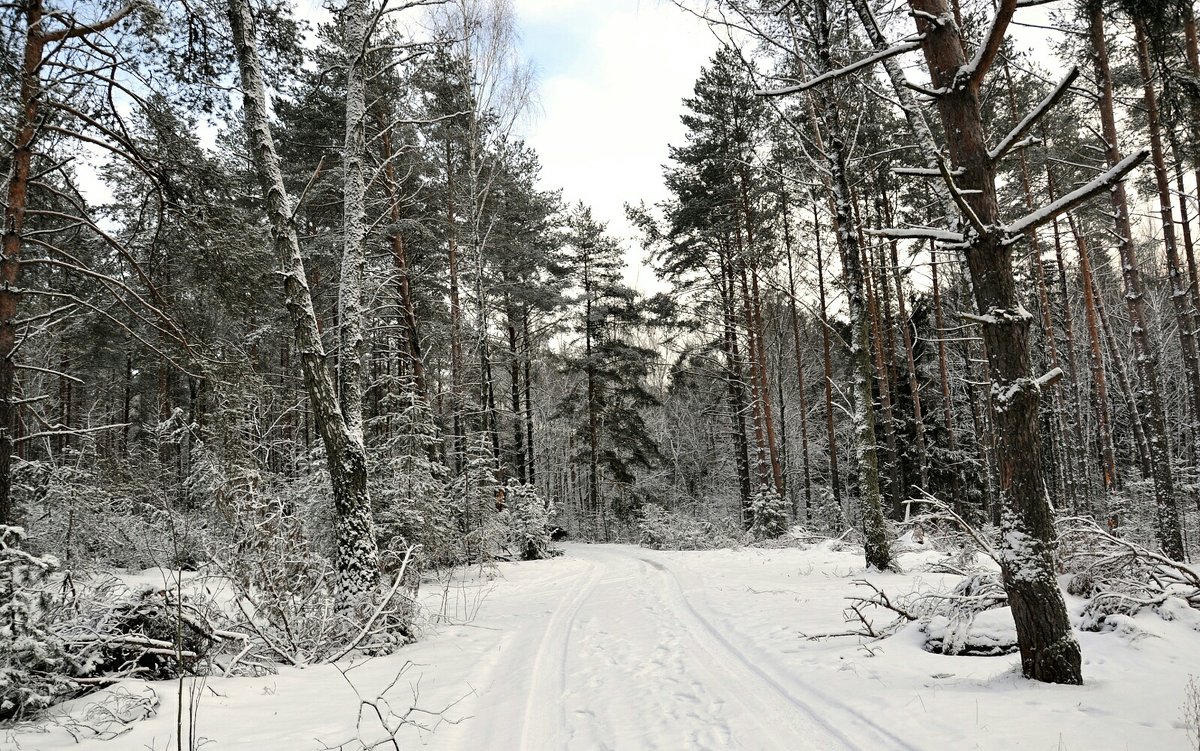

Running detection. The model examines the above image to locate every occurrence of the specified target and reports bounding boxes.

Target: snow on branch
[1036,367,1064,388]
[1004,149,1148,237]
[892,166,961,178]
[963,0,1017,89]
[989,67,1079,163]
[867,227,965,243]
[936,154,986,235]
[755,41,922,97]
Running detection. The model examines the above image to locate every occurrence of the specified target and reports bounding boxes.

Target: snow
[8,543,1197,750]
[924,607,1019,656]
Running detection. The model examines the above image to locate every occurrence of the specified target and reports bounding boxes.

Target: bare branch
[1004,149,1148,237]
[936,153,986,234]
[989,67,1079,163]
[755,41,923,96]
[40,2,137,42]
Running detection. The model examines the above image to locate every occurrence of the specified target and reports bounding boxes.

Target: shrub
[0,526,82,722]
[637,506,743,551]
[502,484,556,561]
[749,486,789,541]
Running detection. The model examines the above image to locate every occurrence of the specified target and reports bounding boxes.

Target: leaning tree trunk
[228,0,379,594]
[907,0,1081,683]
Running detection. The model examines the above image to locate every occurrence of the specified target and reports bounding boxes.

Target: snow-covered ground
[6,542,1197,750]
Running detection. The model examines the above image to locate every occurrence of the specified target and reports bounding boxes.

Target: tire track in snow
[637,554,921,751]
[517,555,605,750]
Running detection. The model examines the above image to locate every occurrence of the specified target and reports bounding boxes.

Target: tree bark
[339,0,371,443]
[1091,7,1183,559]
[908,0,1081,683]
[228,0,379,594]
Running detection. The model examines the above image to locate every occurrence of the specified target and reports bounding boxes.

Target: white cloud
[512,0,588,21]
[515,1,718,289]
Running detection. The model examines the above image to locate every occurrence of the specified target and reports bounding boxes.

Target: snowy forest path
[436,543,908,750]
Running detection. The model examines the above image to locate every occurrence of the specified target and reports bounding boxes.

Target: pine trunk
[721,251,754,521]
[783,195,814,516]
[814,203,842,517]
[379,124,426,399]
[1134,21,1200,470]
[929,249,962,509]
[1091,8,1183,558]
[0,1,44,525]
[909,0,1080,683]
[228,0,379,594]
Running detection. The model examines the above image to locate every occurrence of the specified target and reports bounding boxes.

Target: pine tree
[559,205,660,538]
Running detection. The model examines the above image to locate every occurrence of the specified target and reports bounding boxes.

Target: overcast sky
[511,0,719,288]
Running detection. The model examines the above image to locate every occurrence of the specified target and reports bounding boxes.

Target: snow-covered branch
[963,0,1017,90]
[1004,149,1148,237]
[867,226,965,243]
[989,67,1079,163]
[755,41,922,96]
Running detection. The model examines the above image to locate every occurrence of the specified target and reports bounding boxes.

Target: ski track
[518,556,604,750]
[636,554,920,751]
[447,544,913,751]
